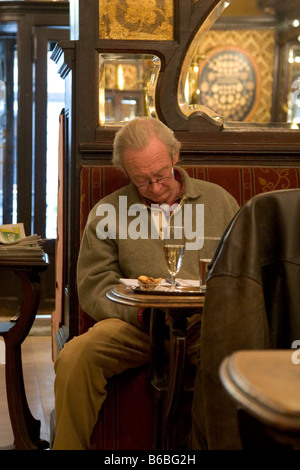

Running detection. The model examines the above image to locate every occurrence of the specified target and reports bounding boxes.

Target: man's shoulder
[192,177,229,194]
[179,166,226,193]
[184,171,230,197]
[185,175,239,211]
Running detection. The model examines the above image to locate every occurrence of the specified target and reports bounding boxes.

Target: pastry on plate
[137,275,163,290]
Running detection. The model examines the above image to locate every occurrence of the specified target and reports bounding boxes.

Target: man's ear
[173,153,179,165]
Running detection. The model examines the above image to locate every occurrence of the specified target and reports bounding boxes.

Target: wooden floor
[0,333,55,450]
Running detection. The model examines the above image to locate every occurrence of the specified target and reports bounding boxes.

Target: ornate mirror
[99,53,161,126]
[179,0,300,129]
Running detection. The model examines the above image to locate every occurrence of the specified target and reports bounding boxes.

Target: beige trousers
[53,316,200,450]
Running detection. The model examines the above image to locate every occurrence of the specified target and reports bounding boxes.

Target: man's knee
[54,318,139,375]
[54,333,92,378]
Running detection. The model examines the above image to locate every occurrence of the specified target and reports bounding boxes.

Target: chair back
[191,189,300,450]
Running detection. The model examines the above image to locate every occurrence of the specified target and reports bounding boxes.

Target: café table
[0,254,49,450]
[106,283,204,450]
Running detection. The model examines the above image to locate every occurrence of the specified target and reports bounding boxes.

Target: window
[0,21,17,226]
[46,47,65,238]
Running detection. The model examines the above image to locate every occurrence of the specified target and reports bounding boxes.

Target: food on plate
[138,275,163,284]
[137,275,163,290]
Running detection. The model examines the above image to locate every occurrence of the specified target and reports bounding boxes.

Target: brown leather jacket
[191,189,300,450]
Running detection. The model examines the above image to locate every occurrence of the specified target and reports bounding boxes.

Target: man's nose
[149,181,162,192]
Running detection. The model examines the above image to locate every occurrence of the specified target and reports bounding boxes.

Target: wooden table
[0,255,49,450]
[220,350,300,449]
[106,284,204,450]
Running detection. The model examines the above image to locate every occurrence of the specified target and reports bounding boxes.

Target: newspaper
[0,223,45,260]
[0,223,26,244]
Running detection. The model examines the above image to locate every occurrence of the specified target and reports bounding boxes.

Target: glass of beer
[198,237,221,292]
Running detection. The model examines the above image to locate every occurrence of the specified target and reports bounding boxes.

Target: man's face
[123,137,179,205]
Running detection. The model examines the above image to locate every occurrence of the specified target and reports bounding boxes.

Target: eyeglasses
[136,175,174,190]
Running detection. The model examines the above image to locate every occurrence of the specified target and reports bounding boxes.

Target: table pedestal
[107,285,204,450]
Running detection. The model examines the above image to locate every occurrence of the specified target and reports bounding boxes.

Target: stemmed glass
[163,226,185,290]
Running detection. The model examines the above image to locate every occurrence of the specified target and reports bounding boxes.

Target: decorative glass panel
[99,0,174,40]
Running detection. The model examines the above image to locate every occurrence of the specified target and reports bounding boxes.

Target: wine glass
[163,225,185,289]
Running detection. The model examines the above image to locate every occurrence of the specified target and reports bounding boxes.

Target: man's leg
[53,318,150,450]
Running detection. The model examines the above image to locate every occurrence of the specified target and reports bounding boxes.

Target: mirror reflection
[179,0,300,127]
[99,53,160,126]
[287,44,300,126]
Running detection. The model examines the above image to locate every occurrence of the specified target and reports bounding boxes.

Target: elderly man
[53,117,239,449]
